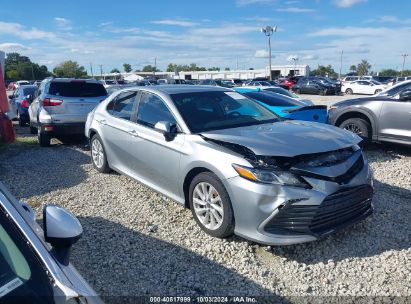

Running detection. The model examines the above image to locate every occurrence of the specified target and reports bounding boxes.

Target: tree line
[4,53,410,80]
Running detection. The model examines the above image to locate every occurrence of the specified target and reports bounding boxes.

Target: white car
[14,80,30,90]
[342,80,387,95]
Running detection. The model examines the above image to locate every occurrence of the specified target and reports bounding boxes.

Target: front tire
[91,134,110,173]
[189,172,235,238]
[340,118,371,140]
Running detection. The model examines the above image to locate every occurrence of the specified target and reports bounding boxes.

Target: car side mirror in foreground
[399,90,411,101]
[43,205,83,266]
[154,121,177,141]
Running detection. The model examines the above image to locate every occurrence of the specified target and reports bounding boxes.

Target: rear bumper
[40,123,86,136]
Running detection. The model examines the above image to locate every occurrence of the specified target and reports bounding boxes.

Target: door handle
[98,119,106,125]
[128,130,139,137]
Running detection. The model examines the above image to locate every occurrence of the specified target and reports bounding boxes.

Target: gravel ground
[0,126,410,303]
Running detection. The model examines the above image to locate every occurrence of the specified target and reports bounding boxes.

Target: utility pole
[99,64,103,79]
[90,63,94,78]
[261,26,277,81]
[339,50,343,80]
[401,54,408,76]
[236,57,239,71]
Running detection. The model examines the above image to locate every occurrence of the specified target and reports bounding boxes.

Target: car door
[100,90,139,176]
[378,94,411,142]
[8,88,19,115]
[130,91,184,198]
[29,82,45,125]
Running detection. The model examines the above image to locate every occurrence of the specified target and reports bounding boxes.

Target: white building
[100,64,310,81]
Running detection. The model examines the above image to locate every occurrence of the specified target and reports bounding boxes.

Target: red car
[7,82,15,90]
[280,79,295,89]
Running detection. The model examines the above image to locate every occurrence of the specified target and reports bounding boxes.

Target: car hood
[201,121,361,157]
[334,96,391,107]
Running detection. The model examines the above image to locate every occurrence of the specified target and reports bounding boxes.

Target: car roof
[19,85,38,89]
[132,85,231,95]
[48,78,103,84]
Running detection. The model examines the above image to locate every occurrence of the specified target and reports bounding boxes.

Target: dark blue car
[9,85,37,126]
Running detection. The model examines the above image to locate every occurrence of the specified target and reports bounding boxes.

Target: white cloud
[0,22,55,40]
[236,0,274,7]
[334,0,367,8]
[0,43,29,51]
[151,19,198,27]
[54,17,72,30]
[302,54,319,60]
[255,49,270,58]
[366,15,411,25]
[276,7,316,13]
[308,26,392,37]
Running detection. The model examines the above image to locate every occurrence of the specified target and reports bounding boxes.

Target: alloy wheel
[344,123,362,136]
[92,138,105,168]
[192,182,224,230]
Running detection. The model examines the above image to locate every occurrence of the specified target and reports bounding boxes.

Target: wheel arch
[182,167,212,209]
[335,109,376,138]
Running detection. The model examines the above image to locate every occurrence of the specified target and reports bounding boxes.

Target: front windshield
[370,80,381,85]
[171,91,279,133]
[0,209,54,303]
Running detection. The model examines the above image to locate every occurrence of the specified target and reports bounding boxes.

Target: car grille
[264,185,373,236]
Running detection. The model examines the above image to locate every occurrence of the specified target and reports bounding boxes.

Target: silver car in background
[85,85,373,245]
[329,89,411,146]
[0,182,102,303]
[28,78,107,146]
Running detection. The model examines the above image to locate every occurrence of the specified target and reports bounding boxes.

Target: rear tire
[189,172,235,239]
[340,118,371,140]
[91,134,111,173]
[38,131,51,147]
[18,117,25,127]
[295,89,301,94]
[345,88,353,95]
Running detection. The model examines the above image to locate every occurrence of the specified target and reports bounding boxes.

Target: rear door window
[48,81,107,97]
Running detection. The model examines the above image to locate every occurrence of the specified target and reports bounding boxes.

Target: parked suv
[28,78,107,146]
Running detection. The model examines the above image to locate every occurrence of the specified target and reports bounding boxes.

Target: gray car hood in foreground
[201,120,361,157]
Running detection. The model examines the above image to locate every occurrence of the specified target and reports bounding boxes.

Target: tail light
[43,98,63,106]
[21,99,29,108]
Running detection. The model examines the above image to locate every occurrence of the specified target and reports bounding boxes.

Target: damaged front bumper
[223,151,373,246]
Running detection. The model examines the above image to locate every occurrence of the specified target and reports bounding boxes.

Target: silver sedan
[85,85,373,245]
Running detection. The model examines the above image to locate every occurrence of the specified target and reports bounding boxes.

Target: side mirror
[154,121,177,141]
[43,205,82,266]
[399,90,411,101]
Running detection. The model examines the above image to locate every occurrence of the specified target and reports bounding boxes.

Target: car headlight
[232,164,309,188]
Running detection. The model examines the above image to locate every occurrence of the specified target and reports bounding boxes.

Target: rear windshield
[243,92,302,107]
[22,88,36,96]
[48,81,107,97]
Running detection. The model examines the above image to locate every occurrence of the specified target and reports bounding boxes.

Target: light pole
[261,25,277,81]
[291,57,298,76]
[339,50,343,80]
[401,54,408,76]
